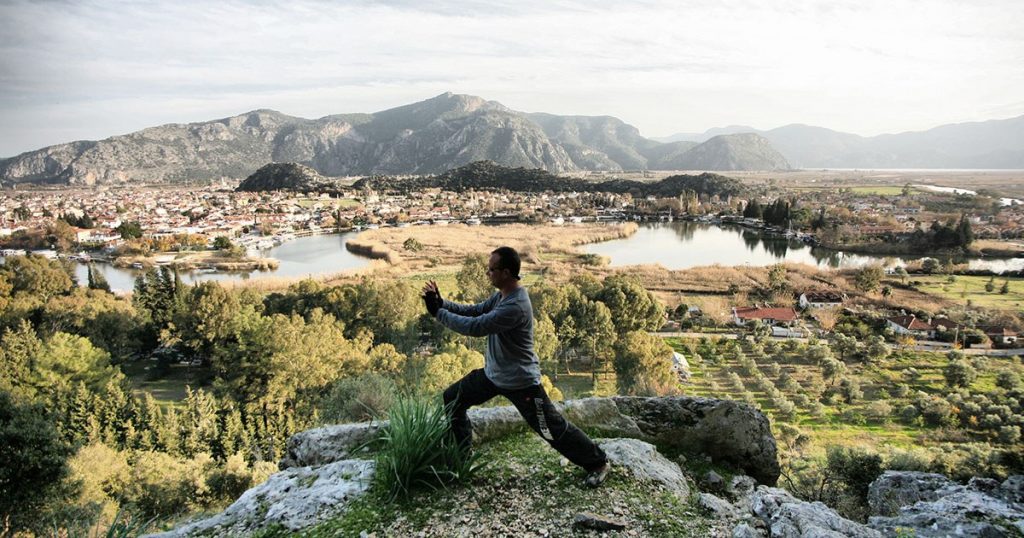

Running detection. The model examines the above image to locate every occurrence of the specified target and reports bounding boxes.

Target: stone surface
[866,470,956,517]
[700,492,739,518]
[144,459,375,537]
[279,422,384,469]
[282,396,780,486]
[868,473,1024,537]
[728,475,759,500]
[749,486,884,538]
[703,470,726,493]
[573,512,628,531]
[732,522,766,538]
[610,396,780,486]
[598,438,691,500]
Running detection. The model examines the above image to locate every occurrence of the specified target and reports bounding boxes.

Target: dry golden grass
[344,222,638,276]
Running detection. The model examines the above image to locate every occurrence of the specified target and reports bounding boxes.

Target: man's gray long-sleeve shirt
[436,287,542,390]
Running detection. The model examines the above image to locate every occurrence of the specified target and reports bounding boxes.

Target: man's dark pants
[442,368,607,471]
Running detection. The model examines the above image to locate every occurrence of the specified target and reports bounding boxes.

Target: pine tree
[86,264,111,292]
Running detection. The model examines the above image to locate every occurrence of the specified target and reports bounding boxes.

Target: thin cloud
[1,0,1022,156]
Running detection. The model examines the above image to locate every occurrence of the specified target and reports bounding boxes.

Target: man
[422,246,611,487]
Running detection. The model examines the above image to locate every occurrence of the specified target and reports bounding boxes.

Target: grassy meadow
[910,274,1024,309]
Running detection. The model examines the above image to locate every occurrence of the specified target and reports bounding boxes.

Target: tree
[0,391,75,532]
[996,370,1020,390]
[821,358,846,385]
[86,264,110,292]
[213,236,234,250]
[0,254,75,300]
[921,258,940,274]
[881,285,892,298]
[768,264,787,292]
[44,220,78,252]
[854,265,884,294]
[956,215,974,247]
[1000,280,1010,294]
[613,331,679,396]
[595,275,664,334]
[116,221,143,240]
[985,276,996,293]
[831,334,859,361]
[402,237,423,252]
[862,335,889,364]
[944,359,977,388]
[895,266,909,284]
[455,254,492,303]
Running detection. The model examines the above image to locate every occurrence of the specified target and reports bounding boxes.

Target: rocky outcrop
[748,487,884,538]
[144,459,375,537]
[867,471,1024,537]
[280,396,780,486]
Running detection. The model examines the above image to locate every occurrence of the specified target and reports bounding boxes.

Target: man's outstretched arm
[441,294,498,317]
[437,302,522,337]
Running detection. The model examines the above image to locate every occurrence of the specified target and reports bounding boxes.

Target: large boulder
[281,396,780,486]
[868,473,1024,537]
[144,459,374,537]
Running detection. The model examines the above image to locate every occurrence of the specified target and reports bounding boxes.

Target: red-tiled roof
[888,315,932,331]
[734,307,799,322]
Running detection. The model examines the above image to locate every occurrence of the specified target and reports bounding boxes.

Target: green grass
[911,275,1024,309]
[283,433,717,537]
[121,360,213,406]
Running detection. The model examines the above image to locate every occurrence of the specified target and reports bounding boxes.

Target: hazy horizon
[2,0,1022,157]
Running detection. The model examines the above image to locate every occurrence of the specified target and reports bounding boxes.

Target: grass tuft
[374,396,487,501]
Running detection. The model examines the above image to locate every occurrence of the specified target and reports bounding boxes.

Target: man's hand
[421,280,442,317]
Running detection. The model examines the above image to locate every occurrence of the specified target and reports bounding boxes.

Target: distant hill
[655,133,790,171]
[656,115,1024,168]
[237,162,330,192]
[349,160,748,199]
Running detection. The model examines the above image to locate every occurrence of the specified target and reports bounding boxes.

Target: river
[582,221,1024,272]
[72,232,371,292]
[7,222,1021,292]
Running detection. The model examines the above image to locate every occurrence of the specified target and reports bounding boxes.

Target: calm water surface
[73,232,370,292]
[583,222,1024,273]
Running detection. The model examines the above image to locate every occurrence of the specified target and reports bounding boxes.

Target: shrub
[996,371,1021,390]
[999,425,1022,445]
[866,401,893,422]
[899,404,919,424]
[321,372,399,423]
[944,360,977,388]
[373,396,485,501]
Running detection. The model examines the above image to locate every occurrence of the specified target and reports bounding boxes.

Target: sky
[1,0,1023,157]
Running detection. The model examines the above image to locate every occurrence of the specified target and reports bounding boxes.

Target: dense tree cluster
[0,253,675,532]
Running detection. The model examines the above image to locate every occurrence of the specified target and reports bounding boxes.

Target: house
[670,351,690,380]
[732,306,799,326]
[798,291,845,309]
[984,327,1019,347]
[886,315,934,338]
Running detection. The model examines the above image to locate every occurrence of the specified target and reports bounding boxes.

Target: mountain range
[1,92,1022,186]
[657,115,1024,169]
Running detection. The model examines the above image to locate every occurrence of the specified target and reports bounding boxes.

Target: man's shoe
[584,462,611,488]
